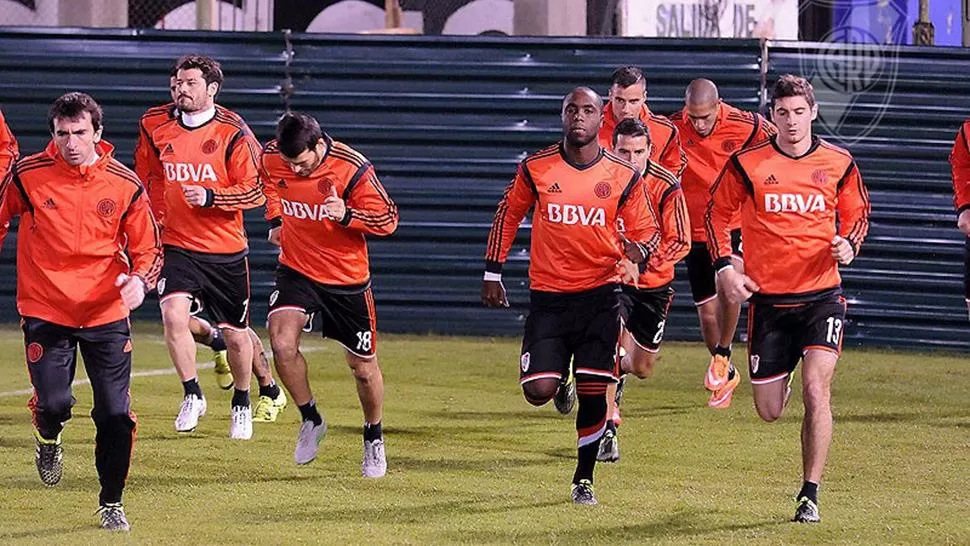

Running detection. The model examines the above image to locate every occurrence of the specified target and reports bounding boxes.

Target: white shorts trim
[159,292,193,305]
[519,372,562,385]
[267,306,308,319]
[694,294,718,307]
[751,372,789,385]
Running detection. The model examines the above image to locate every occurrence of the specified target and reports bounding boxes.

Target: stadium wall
[0,28,965,350]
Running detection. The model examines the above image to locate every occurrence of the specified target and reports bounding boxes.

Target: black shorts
[964,238,970,300]
[746,289,846,385]
[519,285,621,386]
[268,265,377,358]
[686,229,743,305]
[158,248,251,330]
[619,284,673,352]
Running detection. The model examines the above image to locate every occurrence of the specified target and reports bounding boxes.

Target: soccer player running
[706,75,870,523]
[145,55,266,438]
[948,117,970,320]
[135,66,286,422]
[0,107,18,176]
[598,118,690,463]
[669,78,776,407]
[261,113,398,477]
[599,66,686,178]
[0,92,162,531]
[483,87,660,504]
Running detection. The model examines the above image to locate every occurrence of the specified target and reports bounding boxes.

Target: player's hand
[958,209,970,237]
[115,273,146,310]
[620,235,647,263]
[830,236,855,265]
[323,186,346,221]
[616,257,639,287]
[268,226,281,247]
[181,184,208,207]
[716,267,760,304]
[481,280,509,308]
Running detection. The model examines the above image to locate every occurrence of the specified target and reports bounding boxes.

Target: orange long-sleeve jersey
[670,101,776,242]
[0,109,18,178]
[705,136,870,300]
[133,102,176,226]
[600,103,687,178]
[950,120,970,213]
[261,135,398,287]
[632,161,690,289]
[0,140,162,328]
[145,105,264,254]
[485,143,661,293]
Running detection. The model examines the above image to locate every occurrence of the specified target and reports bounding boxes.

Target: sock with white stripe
[573,385,608,484]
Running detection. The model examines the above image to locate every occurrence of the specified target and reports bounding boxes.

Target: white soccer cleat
[174,395,207,432]
[230,405,253,440]
[294,420,327,465]
[362,439,387,478]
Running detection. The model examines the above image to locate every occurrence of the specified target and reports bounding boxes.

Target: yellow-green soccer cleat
[253,389,288,423]
[213,350,233,390]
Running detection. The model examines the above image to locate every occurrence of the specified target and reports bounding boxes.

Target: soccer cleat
[252,390,288,423]
[792,496,820,523]
[596,429,620,463]
[571,479,598,505]
[213,350,233,390]
[553,375,577,415]
[97,502,130,532]
[229,405,253,440]
[174,394,207,432]
[34,430,63,487]
[705,354,730,391]
[362,439,387,478]
[294,419,328,465]
[708,367,740,408]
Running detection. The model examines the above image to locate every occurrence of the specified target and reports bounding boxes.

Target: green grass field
[0,323,967,545]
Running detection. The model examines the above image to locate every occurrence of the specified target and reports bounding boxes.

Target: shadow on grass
[0,525,93,540]
[390,454,557,473]
[444,508,783,542]
[246,498,565,525]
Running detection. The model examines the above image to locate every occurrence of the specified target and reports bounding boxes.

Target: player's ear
[810,103,819,121]
[93,125,104,143]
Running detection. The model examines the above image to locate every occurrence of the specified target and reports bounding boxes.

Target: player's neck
[180,105,216,128]
[563,140,601,166]
[777,134,814,158]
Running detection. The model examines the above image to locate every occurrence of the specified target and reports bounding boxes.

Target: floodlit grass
[0,323,967,544]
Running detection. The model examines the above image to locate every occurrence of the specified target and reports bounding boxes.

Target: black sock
[798,481,819,504]
[364,421,382,442]
[298,400,323,426]
[231,388,250,408]
[258,381,281,399]
[714,344,732,358]
[182,378,203,398]
[209,328,228,352]
[606,419,617,433]
[573,389,608,484]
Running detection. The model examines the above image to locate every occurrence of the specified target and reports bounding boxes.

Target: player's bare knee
[161,307,190,334]
[522,378,558,406]
[347,355,379,381]
[223,330,249,351]
[628,351,658,379]
[802,381,830,412]
[756,403,783,422]
[270,337,299,364]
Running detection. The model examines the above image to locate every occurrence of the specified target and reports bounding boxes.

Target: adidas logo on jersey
[42,198,56,209]
[548,183,562,193]
[546,203,606,226]
[764,193,825,213]
[161,144,175,157]
[277,179,288,188]
[764,174,779,185]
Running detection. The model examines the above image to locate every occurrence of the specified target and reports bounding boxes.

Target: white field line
[0,341,329,399]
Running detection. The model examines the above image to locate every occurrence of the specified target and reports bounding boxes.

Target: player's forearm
[208,185,266,210]
[342,206,399,236]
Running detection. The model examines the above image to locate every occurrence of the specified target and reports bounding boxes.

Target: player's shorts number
[652,320,666,345]
[356,331,372,352]
[825,316,843,345]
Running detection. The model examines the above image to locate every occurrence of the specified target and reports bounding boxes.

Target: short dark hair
[611,66,646,91]
[612,118,652,148]
[276,112,323,158]
[48,92,103,132]
[175,55,224,91]
[771,74,815,108]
